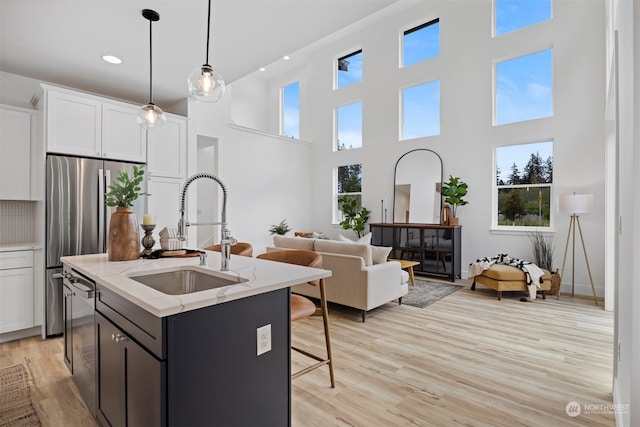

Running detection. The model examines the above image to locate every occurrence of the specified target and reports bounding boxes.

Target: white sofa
[271,236,409,321]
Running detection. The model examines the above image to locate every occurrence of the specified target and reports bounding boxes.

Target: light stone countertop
[62,251,331,318]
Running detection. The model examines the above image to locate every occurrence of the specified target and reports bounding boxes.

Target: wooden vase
[449,216,459,226]
[108,207,140,261]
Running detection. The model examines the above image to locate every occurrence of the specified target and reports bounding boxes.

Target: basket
[547,272,561,296]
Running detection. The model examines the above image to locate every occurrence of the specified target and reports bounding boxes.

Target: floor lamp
[558,194,598,305]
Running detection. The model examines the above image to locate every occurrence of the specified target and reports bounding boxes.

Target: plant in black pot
[441,175,468,225]
[105,165,148,261]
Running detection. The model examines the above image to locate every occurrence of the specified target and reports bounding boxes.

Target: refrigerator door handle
[98,168,105,251]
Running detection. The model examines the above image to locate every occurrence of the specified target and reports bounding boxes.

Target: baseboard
[0,325,41,344]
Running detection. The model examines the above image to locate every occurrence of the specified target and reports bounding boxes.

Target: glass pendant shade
[137,103,166,129]
[188,64,225,102]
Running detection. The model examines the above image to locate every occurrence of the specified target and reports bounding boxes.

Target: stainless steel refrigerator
[45,154,145,336]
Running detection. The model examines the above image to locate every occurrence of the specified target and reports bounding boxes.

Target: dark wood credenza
[369,223,461,282]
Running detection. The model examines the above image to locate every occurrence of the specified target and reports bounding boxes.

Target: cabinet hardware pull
[111,333,128,343]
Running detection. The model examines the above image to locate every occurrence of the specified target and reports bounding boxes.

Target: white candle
[142,214,155,225]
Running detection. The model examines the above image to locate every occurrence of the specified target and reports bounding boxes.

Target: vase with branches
[528,231,561,295]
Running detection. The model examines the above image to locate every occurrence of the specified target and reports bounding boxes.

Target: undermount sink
[127,266,247,295]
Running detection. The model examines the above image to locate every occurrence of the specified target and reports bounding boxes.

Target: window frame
[400,79,441,141]
[335,100,363,151]
[335,48,363,90]
[493,47,554,126]
[491,140,556,233]
[334,163,363,224]
[280,80,300,139]
[400,17,440,68]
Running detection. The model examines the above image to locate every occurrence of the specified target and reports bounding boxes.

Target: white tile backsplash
[0,201,36,243]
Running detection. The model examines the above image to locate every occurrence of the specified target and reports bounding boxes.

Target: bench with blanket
[469,254,551,300]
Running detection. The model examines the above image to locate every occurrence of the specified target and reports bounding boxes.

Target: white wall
[189,84,313,256]
[608,0,640,425]
[263,1,607,297]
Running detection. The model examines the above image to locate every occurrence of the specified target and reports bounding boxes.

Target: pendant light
[137,9,166,129]
[187,0,225,102]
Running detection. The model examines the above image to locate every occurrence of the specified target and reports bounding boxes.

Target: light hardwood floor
[1,282,614,427]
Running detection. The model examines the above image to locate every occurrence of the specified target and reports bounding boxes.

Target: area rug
[0,364,41,426]
[403,279,464,308]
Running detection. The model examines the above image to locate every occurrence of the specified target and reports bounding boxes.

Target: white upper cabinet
[102,102,147,162]
[147,114,187,179]
[41,85,146,163]
[0,106,33,200]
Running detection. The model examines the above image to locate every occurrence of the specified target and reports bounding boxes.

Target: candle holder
[140,224,156,257]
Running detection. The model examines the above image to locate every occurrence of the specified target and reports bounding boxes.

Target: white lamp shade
[558,194,593,214]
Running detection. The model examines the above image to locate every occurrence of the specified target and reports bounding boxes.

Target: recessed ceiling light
[283,55,290,60]
[102,55,122,64]
[259,67,266,72]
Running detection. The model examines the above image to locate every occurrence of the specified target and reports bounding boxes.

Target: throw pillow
[371,245,392,264]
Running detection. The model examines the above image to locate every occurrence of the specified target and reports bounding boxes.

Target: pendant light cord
[149,18,154,104]
[205,0,211,65]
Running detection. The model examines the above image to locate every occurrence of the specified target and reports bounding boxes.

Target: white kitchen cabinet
[40,85,146,162]
[147,177,183,237]
[0,250,34,334]
[147,114,187,179]
[102,102,147,163]
[0,106,33,200]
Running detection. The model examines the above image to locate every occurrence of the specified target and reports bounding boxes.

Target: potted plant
[105,165,148,261]
[528,231,561,295]
[269,219,291,235]
[338,195,371,239]
[441,175,468,225]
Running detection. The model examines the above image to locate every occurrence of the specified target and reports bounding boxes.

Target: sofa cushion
[371,246,392,264]
[338,232,372,244]
[314,239,373,266]
[273,235,315,251]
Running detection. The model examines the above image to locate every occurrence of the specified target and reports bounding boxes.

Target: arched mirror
[393,149,443,223]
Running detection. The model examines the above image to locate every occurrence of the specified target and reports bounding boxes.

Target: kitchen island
[62,251,331,427]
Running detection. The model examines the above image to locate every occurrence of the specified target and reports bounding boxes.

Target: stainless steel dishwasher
[62,267,96,416]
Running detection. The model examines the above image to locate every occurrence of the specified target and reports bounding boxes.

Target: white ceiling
[0,0,399,108]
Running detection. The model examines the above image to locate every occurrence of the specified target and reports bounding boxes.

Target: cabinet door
[102,102,146,163]
[96,312,164,427]
[124,332,164,427]
[147,115,187,178]
[46,90,102,157]
[147,177,183,236]
[97,313,124,427]
[0,267,34,333]
[0,108,31,199]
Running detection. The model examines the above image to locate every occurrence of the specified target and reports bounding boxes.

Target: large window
[336,50,363,89]
[336,164,362,222]
[495,0,551,36]
[402,18,440,67]
[495,49,552,125]
[336,102,362,150]
[401,81,440,140]
[281,81,300,139]
[495,141,553,228]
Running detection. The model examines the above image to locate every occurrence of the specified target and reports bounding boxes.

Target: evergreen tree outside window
[281,81,300,139]
[336,164,362,222]
[495,141,553,228]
